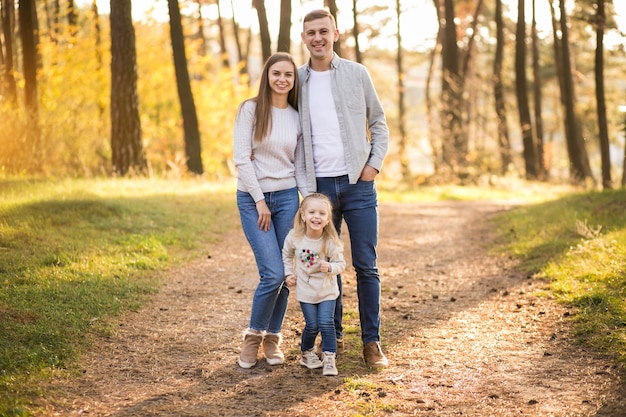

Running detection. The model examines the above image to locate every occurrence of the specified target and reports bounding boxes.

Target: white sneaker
[322,352,338,376]
[300,349,323,369]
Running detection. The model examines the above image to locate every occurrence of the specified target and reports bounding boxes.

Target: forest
[0,0,625,188]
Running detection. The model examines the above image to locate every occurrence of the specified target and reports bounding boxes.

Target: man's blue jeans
[316,175,381,344]
[236,187,299,334]
[300,299,337,353]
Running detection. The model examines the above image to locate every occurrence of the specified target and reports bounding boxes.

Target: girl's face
[268,60,295,97]
[301,198,330,237]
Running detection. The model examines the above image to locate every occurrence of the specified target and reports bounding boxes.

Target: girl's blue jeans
[236,187,299,334]
[300,299,337,353]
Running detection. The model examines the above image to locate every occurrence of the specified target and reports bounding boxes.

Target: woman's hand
[285,275,296,288]
[320,261,331,273]
[256,200,271,231]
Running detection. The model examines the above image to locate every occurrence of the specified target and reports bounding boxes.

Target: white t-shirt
[308,69,348,177]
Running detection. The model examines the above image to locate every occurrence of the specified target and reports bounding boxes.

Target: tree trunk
[426,0,443,175]
[110,0,146,176]
[595,0,612,189]
[440,0,464,177]
[230,0,248,78]
[214,0,229,68]
[1,0,17,105]
[252,0,271,62]
[19,0,38,116]
[66,0,77,37]
[396,0,408,180]
[515,0,538,179]
[167,0,203,175]
[558,0,593,184]
[531,0,546,179]
[277,0,291,52]
[326,0,341,56]
[494,0,511,175]
[351,0,362,63]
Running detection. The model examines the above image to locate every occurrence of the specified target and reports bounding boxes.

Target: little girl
[282,193,346,376]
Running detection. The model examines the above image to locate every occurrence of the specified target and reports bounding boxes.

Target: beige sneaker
[262,333,284,365]
[363,341,388,368]
[300,349,323,369]
[238,330,263,368]
[322,352,338,376]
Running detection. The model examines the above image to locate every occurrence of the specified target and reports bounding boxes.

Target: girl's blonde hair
[292,193,342,258]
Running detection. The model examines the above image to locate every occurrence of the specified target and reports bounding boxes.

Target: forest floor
[37,201,626,416]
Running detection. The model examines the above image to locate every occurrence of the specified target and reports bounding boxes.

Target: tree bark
[277,0,291,52]
[167,0,203,175]
[351,0,362,63]
[110,0,146,176]
[595,0,612,189]
[558,0,593,184]
[494,0,511,175]
[252,0,271,62]
[19,0,38,116]
[531,0,546,179]
[515,0,538,179]
[440,0,464,177]
[396,0,408,180]
[1,0,17,105]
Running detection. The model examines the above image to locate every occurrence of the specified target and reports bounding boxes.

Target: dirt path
[41,201,625,416]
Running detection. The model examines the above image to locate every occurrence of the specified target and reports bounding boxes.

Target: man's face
[301,17,338,61]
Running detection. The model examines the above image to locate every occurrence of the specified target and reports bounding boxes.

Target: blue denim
[299,300,337,353]
[237,187,299,334]
[316,175,381,344]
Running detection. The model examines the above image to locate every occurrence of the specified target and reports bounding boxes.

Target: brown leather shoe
[363,341,388,368]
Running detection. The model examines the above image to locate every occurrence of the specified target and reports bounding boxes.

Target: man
[298,9,390,368]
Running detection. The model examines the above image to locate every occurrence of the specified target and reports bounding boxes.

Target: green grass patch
[492,188,626,361]
[0,178,238,415]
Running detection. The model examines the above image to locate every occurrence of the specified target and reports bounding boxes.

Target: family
[233,9,389,377]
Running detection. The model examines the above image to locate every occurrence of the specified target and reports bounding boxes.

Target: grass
[491,188,626,362]
[1,177,625,415]
[0,177,238,416]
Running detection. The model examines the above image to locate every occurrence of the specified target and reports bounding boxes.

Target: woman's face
[268,60,295,97]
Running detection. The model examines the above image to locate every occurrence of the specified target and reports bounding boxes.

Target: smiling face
[300,197,331,238]
[301,16,339,69]
[268,60,296,98]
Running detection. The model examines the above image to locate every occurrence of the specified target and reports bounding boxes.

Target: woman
[233,52,306,368]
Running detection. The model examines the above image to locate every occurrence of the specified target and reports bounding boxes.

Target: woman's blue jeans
[300,300,337,353]
[237,187,299,334]
[316,176,381,344]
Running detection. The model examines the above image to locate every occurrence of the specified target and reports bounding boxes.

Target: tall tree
[230,0,249,78]
[167,0,203,175]
[214,0,229,68]
[494,0,511,175]
[66,0,77,37]
[326,0,341,56]
[252,0,271,62]
[515,0,538,179]
[351,0,362,63]
[110,0,146,175]
[440,0,464,176]
[396,0,408,180]
[277,0,291,52]
[557,0,593,184]
[19,0,39,116]
[531,0,546,179]
[594,0,612,189]
[427,0,443,174]
[1,0,17,105]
